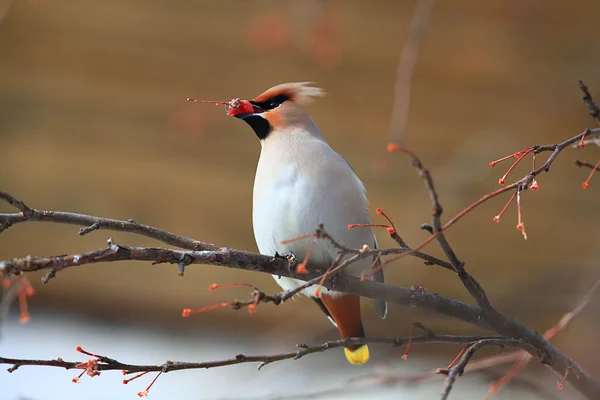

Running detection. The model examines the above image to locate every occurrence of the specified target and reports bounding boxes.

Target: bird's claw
[274,251,297,265]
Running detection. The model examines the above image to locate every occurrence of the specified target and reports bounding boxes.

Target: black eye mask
[250,94,290,112]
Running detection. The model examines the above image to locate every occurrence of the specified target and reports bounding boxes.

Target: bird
[226,82,386,365]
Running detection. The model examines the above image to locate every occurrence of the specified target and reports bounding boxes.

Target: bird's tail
[319,294,369,365]
[344,344,370,365]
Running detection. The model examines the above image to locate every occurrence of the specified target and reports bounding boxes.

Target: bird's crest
[253,82,326,105]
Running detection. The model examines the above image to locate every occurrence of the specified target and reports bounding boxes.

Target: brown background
[1,0,599,394]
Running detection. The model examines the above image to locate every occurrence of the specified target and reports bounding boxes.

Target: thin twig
[0,0,16,30]
[437,339,535,400]
[575,160,600,172]
[0,334,498,374]
[388,0,435,145]
[0,192,221,251]
[487,277,600,398]
[382,127,600,270]
[578,79,600,123]
[387,133,600,399]
[0,191,31,215]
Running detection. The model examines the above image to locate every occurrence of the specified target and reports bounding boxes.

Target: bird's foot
[274,251,297,265]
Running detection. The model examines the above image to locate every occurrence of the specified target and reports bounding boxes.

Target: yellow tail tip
[344,345,369,365]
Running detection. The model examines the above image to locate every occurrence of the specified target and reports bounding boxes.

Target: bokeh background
[1,1,599,399]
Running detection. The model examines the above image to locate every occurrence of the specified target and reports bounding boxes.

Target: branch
[396,149,497,314]
[353,278,600,392]
[388,0,435,145]
[383,126,600,272]
[436,339,535,400]
[0,238,490,330]
[0,334,497,374]
[2,229,599,398]
[578,79,600,123]
[575,160,600,172]
[385,135,600,398]
[486,277,600,397]
[0,191,221,252]
[0,191,452,274]
[0,0,16,30]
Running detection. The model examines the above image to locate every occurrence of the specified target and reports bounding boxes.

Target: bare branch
[437,339,535,400]
[0,191,31,215]
[0,334,496,374]
[382,126,600,271]
[575,160,600,171]
[388,0,435,145]
[385,133,600,398]
[357,277,600,396]
[0,192,220,251]
[0,238,489,330]
[487,277,600,397]
[3,238,597,397]
[578,79,600,123]
[0,0,16,30]
[393,148,495,312]
[0,191,452,273]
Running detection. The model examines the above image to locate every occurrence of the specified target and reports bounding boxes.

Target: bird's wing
[371,236,388,319]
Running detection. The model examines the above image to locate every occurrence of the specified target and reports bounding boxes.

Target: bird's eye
[266,94,289,110]
[252,94,289,111]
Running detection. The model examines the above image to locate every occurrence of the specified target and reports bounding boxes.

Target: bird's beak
[226,99,266,120]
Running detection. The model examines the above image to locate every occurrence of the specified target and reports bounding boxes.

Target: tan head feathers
[253,82,326,105]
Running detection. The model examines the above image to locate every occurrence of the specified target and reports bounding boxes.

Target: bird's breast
[253,159,372,270]
[253,161,322,261]
[251,141,376,297]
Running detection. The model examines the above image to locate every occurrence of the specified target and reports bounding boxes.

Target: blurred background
[1,1,599,399]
